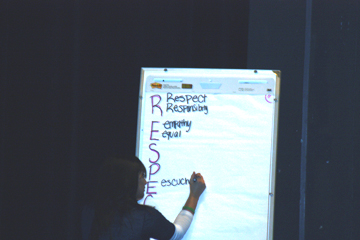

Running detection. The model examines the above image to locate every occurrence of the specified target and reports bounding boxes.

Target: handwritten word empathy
[163,119,192,132]
[162,119,192,140]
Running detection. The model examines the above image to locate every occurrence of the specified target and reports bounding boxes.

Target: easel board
[136,68,280,240]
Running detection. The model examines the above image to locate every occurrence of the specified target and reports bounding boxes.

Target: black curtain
[1,1,249,239]
[248,0,360,239]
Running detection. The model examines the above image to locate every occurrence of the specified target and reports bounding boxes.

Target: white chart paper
[136,68,280,240]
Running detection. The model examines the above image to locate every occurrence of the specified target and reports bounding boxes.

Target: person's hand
[183,172,206,215]
[189,172,206,199]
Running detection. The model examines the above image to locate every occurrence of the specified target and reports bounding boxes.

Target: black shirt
[82,204,175,240]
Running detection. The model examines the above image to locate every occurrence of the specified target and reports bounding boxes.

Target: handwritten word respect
[144,94,163,205]
[167,93,207,104]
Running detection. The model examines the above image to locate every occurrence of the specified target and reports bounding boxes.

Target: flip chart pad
[136,68,280,240]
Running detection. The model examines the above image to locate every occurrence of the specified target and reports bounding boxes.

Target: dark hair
[90,156,146,239]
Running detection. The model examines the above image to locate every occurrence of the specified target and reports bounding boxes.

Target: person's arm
[170,172,206,240]
[183,172,205,214]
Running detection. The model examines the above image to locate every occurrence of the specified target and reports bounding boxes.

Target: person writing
[81,156,206,240]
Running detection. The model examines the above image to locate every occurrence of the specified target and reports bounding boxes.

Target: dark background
[1,0,360,239]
